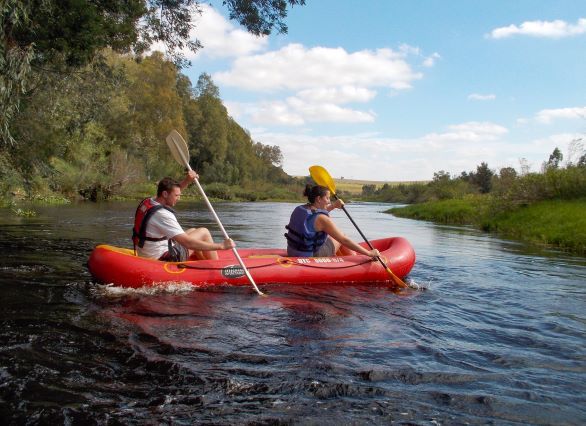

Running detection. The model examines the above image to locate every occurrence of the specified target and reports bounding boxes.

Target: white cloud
[149,4,267,59]
[468,93,496,101]
[422,122,509,143]
[226,98,376,126]
[214,44,422,91]
[251,122,521,181]
[216,43,422,125]
[535,107,586,124]
[296,86,376,104]
[488,18,586,39]
[423,53,441,68]
[193,4,268,58]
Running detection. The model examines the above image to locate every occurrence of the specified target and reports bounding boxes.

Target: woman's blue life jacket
[285,205,330,256]
[132,197,176,254]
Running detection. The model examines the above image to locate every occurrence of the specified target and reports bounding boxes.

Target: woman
[285,184,381,258]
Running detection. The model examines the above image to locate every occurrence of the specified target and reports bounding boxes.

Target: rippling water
[0,201,584,424]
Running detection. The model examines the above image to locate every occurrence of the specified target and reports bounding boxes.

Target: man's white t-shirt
[136,198,185,259]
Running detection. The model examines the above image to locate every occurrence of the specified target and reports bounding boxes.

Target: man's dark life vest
[132,198,176,250]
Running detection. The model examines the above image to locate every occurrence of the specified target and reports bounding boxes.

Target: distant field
[298,177,429,195]
[337,180,428,195]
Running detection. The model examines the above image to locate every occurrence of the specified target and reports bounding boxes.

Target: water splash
[90,281,197,299]
[406,277,432,291]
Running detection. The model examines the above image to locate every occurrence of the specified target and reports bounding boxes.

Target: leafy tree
[428,171,454,200]
[362,184,376,196]
[1,47,298,199]
[254,142,283,167]
[475,162,494,193]
[492,166,518,197]
[432,170,451,182]
[223,0,306,35]
[189,73,229,174]
[123,52,185,179]
[547,147,563,169]
[2,0,306,145]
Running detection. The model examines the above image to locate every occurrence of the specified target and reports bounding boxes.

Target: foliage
[1,0,37,145]
[546,147,563,170]
[1,50,296,202]
[370,144,586,207]
[1,0,306,144]
[388,196,487,225]
[223,0,306,35]
[362,184,376,197]
[389,197,586,254]
[0,152,23,196]
[472,162,494,193]
[385,145,586,255]
[204,182,233,200]
[481,199,586,254]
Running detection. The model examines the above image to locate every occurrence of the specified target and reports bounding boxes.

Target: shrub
[204,182,233,200]
[233,189,258,201]
[0,152,23,198]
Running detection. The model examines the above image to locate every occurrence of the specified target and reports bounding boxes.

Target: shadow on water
[0,201,585,424]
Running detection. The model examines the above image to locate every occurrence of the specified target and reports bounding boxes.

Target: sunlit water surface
[0,201,584,424]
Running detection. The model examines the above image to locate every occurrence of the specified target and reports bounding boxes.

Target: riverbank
[0,180,305,212]
[387,197,586,255]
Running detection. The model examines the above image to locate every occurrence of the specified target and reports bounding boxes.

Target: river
[0,201,584,424]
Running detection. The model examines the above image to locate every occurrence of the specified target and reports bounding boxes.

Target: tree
[223,0,306,35]
[362,184,376,196]
[566,138,585,166]
[547,147,563,169]
[254,143,283,167]
[2,0,306,145]
[499,167,517,181]
[189,73,229,173]
[432,170,451,182]
[519,158,531,175]
[471,162,494,193]
[123,52,186,179]
[492,166,518,196]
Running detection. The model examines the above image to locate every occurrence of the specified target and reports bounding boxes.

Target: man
[132,171,234,261]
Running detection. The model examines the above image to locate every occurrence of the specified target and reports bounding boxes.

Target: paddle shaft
[166,130,264,296]
[186,167,263,295]
[165,130,263,294]
[333,194,408,288]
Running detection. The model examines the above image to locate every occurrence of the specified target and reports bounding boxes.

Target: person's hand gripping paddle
[166,130,264,296]
[309,165,408,289]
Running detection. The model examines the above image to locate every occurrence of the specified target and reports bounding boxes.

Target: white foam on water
[405,277,432,291]
[90,281,197,298]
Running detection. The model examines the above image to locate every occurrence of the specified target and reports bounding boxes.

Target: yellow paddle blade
[309,165,337,195]
[165,130,190,169]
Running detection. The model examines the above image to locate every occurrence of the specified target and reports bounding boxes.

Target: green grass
[389,197,586,255]
[482,199,586,254]
[387,197,488,225]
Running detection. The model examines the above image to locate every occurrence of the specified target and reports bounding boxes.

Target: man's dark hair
[157,177,181,197]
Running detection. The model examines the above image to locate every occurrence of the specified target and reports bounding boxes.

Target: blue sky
[173,0,586,181]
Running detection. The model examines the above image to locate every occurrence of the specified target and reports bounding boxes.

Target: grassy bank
[388,197,586,255]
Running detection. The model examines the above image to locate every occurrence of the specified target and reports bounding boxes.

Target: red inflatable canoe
[87,237,415,289]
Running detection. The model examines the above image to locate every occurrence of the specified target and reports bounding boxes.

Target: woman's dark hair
[157,177,181,196]
[303,184,329,203]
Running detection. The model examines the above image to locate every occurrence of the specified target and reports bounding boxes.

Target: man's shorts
[159,240,189,262]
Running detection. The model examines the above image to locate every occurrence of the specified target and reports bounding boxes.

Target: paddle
[309,165,408,289]
[165,130,264,296]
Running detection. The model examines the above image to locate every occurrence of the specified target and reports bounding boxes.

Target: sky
[174,0,585,181]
